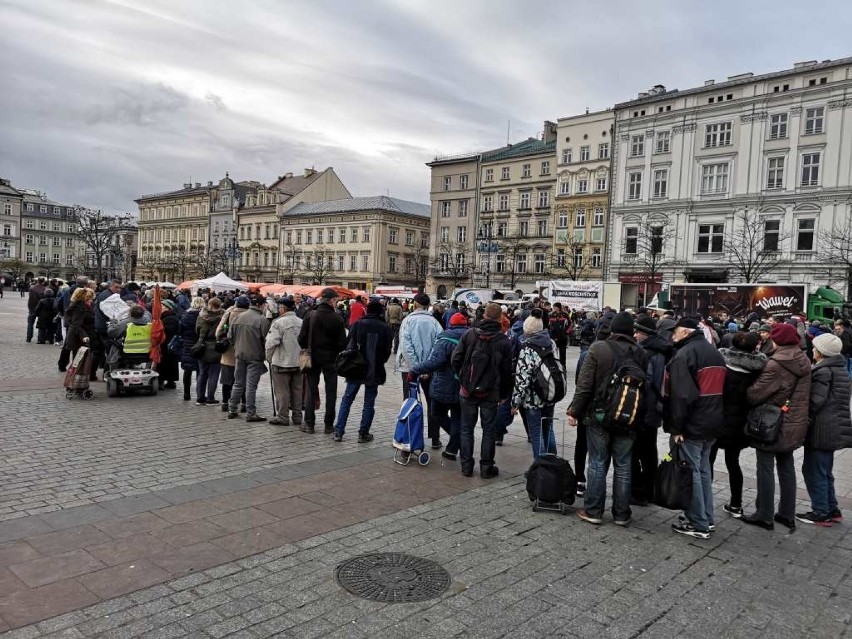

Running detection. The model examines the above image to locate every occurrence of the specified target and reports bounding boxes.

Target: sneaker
[829,508,843,523]
[577,510,602,525]
[773,514,796,531]
[795,512,832,527]
[480,465,499,479]
[742,515,774,531]
[576,482,586,498]
[245,415,266,423]
[672,522,711,539]
[441,451,457,461]
[324,426,335,434]
[227,412,239,419]
[221,404,229,413]
[195,399,207,406]
[184,393,191,401]
[614,518,631,527]
[495,437,503,447]
[268,417,289,426]
[677,514,715,531]
[206,399,220,406]
[723,504,744,519]
[333,432,343,442]
[431,438,443,450]
[461,467,474,478]
[357,432,374,443]
[299,424,316,434]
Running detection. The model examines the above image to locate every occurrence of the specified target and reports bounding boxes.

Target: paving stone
[9,549,105,588]
[0,578,99,628]
[77,559,172,599]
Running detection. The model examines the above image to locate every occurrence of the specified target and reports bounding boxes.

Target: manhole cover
[335,553,451,603]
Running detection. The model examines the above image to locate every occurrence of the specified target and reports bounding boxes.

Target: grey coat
[807,354,852,451]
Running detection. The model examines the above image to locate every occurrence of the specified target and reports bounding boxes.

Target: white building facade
[607,58,852,297]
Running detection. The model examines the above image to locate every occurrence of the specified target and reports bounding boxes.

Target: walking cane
[268,360,277,417]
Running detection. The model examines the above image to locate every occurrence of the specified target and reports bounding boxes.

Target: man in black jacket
[332,301,393,443]
[666,317,727,539]
[451,303,513,478]
[298,288,347,434]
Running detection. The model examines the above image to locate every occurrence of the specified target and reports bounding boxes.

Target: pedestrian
[713,331,767,519]
[92,279,122,377]
[442,300,459,328]
[549,302,569,369]
[194,297,224,404]
[386,297,404,353]
[34,287,56,344]
[265,298,304,426]
[410,312,469,461]
[568,312,648,527]
[226,295,270,422]
[348,294,366,327]
[757,323,774,355]
[216,295,250,412]
[796,333,852,526]
[157,299,180,390]
[64,287,95,358]
[333,300,393,442]
[26,277,46,342]
[833,320,852,379]
[397,292,442,447]
[744,322,811,531]
[450,302,513,478]
[511,313,560,459]
[179,297,205,401]
[298,287,347,434]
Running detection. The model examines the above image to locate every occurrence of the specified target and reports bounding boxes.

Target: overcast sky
[1,0,850,212]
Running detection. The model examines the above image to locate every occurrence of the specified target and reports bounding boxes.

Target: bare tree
[727,209,790,282]
[305,245,335,284]
[552,235,592,281]
[281,243,301,283]
[410,241,430,289]
[496,233,530,290]
[429,240,473,288]
[196,248,227,278]
[621,220,681,303]
[819,220,852,296]
[76,208,131,282]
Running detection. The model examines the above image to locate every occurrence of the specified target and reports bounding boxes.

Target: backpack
[524,343,567,404]
[594,342,647,433]
[549,317,567,342]
[459,331,500,399]
[579,319,596,344]
[526,455,577,510]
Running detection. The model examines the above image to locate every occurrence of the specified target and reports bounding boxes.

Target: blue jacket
[396,309,442,373]
[411,326,468,403]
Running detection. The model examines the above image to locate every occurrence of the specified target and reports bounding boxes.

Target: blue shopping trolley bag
[392,381,430,465]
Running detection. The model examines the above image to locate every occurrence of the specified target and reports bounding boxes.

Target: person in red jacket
[348,295,366,327]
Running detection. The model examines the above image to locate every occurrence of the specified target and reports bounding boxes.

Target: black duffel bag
[335,349,367,380]
[653,443,693,510]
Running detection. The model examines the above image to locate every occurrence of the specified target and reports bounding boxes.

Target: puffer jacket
[179,309,201,370]
[346,313,393,385]
[511,329,559,409]
[717,348,767,449]
[747,344,812,454]
[664,329,727,440]
[195,307,224,364]
[216,306,246,367]
[265,312,303,369]
[396,309,442,373]
[411,326,469,403]
[806,354,852,451]
[640,332,673,430]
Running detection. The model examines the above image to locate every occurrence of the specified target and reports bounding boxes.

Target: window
[441,201,451,217]
[52,222,60,231]
[556,210,567,228]
[769,114,788,139]
[575,208,586,227]
[405,230,414,246]
[593,207,605,226]
[39,205,47,214]
[39,252,46,262]
[766,157,785,189]
[763,220,780,251]
[362,255,369,271]
[443,176,451,191]
[501,167,510,180]
[697,224,724,253]
[25,220,33,229]
[405,258,413,274]
[52,253,60,264]
[649,226,664,254]
[455,253,465,271]
[2,224,9,236]
[440,226,450,242]
[591,247,602,268]
[66,238,73,248]
[796,219,815,251]
[497,222,508,237]
[363,227,371,242]
[559,180,570,195]
[460,174,469,190]
[52,237,60,247]
[483,195,493,212]
[804,107,824,135]
[522,164,531,178]
[65,255,74,266]
[519,221,529,237]
[485,168,494,182]
[498,194,509,211]
[39,221,46,230]
[495,253,505,272]
[630,135,644,157]
[305,230,312,244]
[534,253,546,274]
[38,235,47,245]
[457,226,466,242]
[598,143,609,159]
[801,153,820,186]
[389,228,398,244]
[580,146,590,161]
[577,179,588,194]
[350,255,356,271]
[516,253,527,273]
[537,191,550,208]
[335,228,343,243]
[561,148,572,164]
[335,255,343,271]
[655,131,670,153]
[573,248,584,268]
[704,122,732,147]
[317,229,323,243]
[3,204,10,215]
[296,230,302,244]
[26,251,32,261]
[701,163,729,194]
[537,220,548,236]
[596,177,607,192]
[285,231,292,244]
[25,233,33,244]
[653,169,668,198]
[625,227,638,254]
[627,172,642,200]
[540,161,550,176]
[458,200,468,216]
[556,248,566,267]
[519,192,531,209]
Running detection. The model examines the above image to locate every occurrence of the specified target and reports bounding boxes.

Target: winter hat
[758,324,771,333]
[732,331,760,352]
[610,311,634,336]
[634,314,657,336]
[366,300,384,315]
[748,322,760,332]
[813,333,843,357]
[523,315,544,335]
[770,323,799,346]
[280,298,295,310]
[728,322,738,333]
[161,299,176,311]
[413,292,430,307]
[235,295,250,309]
[321,287,338,299]
[674,317,700,330]
[449,312,468,327]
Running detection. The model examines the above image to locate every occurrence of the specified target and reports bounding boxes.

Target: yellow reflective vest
[124,322,152,354]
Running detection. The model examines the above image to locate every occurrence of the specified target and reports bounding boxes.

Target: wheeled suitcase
[525,417,576,513]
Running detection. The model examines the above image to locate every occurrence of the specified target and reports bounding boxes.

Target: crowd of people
[20,276,852,540]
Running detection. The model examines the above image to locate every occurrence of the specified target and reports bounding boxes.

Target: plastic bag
[653,443,693,510]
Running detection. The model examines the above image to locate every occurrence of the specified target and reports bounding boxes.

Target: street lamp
[477,223,495,289]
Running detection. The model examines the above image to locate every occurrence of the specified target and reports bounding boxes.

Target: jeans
[585,423,633,521]
[334,382,379,435]
[403,375,436,440]
[574,422,588,483]
[305,363,337,429]
[679,438,715,532]
[709,444,744,508]
[459,396,498,473]
[754,449,796,521]
[802,448,837,516]
[431,399,461,455]
[270,366,303,423]
[26,311,36,341]
[197,361,221,402]
[53,317,63,343]
[631,426,659,502]
[525,405,557,459]
[228,359,266,416]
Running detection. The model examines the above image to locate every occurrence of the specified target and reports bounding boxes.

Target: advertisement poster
[670,284,805,318]
[547,280,604,311]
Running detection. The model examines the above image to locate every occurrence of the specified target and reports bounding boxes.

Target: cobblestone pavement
[1,293,852,637]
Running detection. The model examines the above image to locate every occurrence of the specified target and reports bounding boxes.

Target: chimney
[793,60,818,69]
[704,79,715,86]
[183,183,192,189]
[194,182,201,188]
[285,172,293,179]
[638,91,649,98]
[207,181,213,187]
[542,120,557,143]
[303,168,316,177]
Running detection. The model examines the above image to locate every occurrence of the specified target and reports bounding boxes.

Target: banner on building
[547,280,604,311]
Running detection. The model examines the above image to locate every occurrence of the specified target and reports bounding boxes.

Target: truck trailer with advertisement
[666,283,844,322]
[541,281,639,312]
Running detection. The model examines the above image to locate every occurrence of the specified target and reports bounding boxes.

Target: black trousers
[631,426,659,502]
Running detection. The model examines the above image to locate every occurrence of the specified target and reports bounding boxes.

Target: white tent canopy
[191,272,248,293]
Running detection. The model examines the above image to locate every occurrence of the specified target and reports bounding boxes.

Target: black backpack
[594,342,647,433]
[579,319,596,344]
[524,343,567,404]
[459,331,500,399]
[549,317,567,341]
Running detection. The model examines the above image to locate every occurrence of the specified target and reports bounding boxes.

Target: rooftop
[285,196,430,218]
[135,183,214,203]
[269,168,325,196]
[480,138,556,163]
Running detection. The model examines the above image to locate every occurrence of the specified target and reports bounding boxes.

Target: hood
[199,308,224,321]
[442,326,468,340]
[509,320,524,337]
[814,354,848,371]
[475,319,503,338]
[525,329,552,348]
[640,333,673,357]
[772,344,812,378]
[720,348,767,373]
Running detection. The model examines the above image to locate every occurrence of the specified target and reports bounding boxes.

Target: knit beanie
[813,333,842,357]
[610,311,634,336]
[770,323,799,346]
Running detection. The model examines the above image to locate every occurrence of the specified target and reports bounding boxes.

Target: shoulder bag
[745,374,801,445]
